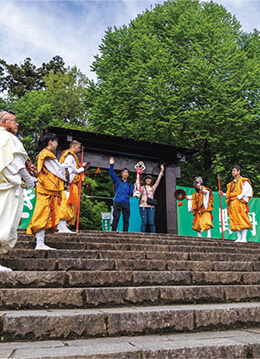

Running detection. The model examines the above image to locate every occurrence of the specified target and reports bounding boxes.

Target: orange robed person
[58,140,86,233]
[186,176,214,238]
[219,165,253,243]
[27,133,68,250]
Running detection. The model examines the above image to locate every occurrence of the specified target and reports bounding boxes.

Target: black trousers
[112,201,130,232]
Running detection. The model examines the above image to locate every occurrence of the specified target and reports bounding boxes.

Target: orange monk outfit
[226,177,252,231]
[191,186,214,232]
[59,149,84,226]
[27,149,64,235]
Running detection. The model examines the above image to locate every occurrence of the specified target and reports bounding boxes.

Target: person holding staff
[109,157,135,232]
[27,133,68,250]
[58,140,86,233]
[219,165,253,243]
[138,164,164,233]
[186,176,214,238]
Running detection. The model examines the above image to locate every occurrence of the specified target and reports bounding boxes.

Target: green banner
[177,186,259,242]
[19,188,37,229]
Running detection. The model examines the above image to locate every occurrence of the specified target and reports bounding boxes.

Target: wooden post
[165,165,180,234]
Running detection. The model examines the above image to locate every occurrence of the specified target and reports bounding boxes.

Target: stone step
[1,257,258,271]
[14,240,260,257]
[2,328,260,359]
[15,241,87,250]
[1,285,260,310]
[0,258,115,271]
[3,248,260,262]
[18,230,260,246]
[2,302,260,342]
[1,270,260,289]
[19,229,260,248]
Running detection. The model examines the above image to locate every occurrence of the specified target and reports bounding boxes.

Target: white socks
[235,229,247,243]
[241,229,247,243]
[0,264,12,272]
[58,220,74,233]
[35,229,56,250]
[235,230,242,242]
[197,230,211,238]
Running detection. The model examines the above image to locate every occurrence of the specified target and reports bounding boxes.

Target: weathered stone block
[0,271,66,288]
[99,250,145,260]
[213,261,253,272]
[225,285,260,302]
[0,288,84,309]
[58,259,114,271]
[195,303,260,330]
[115,260,166,271]
[160,285,225,304]
[192,271,243,285]
[0,259,57,271]
[67,271,133,287]
[243,272,260,284]
[3,309,105,339]
[106,307,194,336]
[167,261,213,271]
[133,271,191,286]
[85,287,159,307]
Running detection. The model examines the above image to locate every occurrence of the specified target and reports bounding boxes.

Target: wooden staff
[218,174,224,241]
[76,146,84,233]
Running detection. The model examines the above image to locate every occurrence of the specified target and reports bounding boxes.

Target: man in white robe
[0,110,36,271]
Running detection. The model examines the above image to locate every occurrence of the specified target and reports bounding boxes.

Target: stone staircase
[2,231,260,358]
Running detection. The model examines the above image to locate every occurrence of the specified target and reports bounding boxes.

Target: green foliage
[0,56,65,97]
[1,0,260,228]
[43,66,89,125]
[78,196,109,230]
[87,0,260,191]
[13,67,90,157]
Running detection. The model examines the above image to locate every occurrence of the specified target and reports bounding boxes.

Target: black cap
[145,175,152,180]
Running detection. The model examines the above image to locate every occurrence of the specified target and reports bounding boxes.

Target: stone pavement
[1,230,260,358]
[2,329,260,359]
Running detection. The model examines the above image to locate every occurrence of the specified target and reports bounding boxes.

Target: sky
[0,0,259,81]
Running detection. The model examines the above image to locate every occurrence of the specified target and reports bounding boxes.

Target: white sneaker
[0,264,13,272]
[35,243,56,250]
[235,238,242,242]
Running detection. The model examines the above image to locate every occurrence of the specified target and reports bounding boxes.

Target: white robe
[0,127,28,254]
[62,153,82,183]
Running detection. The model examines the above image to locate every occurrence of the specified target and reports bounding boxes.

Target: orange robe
[27,149,64,235]
[59,150,84,226]
[192,186,214,232]
[226,177,252,231]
